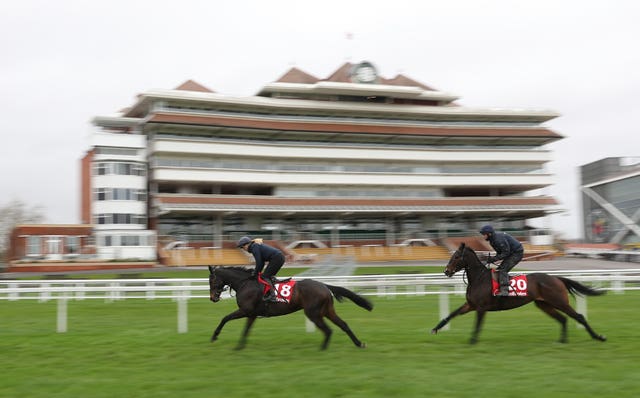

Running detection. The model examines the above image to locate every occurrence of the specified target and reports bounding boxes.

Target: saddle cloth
[257,274,296,303]
[491,271,528,297]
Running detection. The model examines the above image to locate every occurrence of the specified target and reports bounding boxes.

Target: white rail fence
[2,269,639,334]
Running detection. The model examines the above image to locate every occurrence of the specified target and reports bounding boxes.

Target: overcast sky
[1,0,639,240]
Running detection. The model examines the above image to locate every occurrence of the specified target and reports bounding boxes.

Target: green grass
[1,292,638,398]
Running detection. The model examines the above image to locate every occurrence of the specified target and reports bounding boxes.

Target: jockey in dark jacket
[479,225,524,296]
[237,236,285,302]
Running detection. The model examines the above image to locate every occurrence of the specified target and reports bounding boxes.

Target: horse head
[444,243,468,277]
[208,265,225,302]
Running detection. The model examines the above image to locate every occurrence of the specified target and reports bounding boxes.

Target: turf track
[1,291,638,398]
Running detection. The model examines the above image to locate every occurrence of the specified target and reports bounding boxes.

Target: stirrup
[263,293,277,302]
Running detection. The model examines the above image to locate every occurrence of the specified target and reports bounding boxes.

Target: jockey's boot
[262,277,277,302]
[497,270,510,297]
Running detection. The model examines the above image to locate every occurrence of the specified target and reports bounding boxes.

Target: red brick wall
[80,150,93,224]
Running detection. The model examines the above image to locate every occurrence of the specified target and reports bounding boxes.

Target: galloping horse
[208,266,373,350]
[431,243,607,344]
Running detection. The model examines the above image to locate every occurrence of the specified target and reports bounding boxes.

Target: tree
[0,199,44,254]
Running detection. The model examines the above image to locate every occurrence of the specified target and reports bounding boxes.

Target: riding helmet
[479,225,494,235]
[236,236,252,247]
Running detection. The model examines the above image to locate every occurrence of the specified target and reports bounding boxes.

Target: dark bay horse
[431,243,607,344]
[208,266,373,350]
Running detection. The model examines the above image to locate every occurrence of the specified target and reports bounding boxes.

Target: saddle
[490,270,528,297]
[254,274,296,303]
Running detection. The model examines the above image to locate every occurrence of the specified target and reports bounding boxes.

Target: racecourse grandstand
[7,61,564,271]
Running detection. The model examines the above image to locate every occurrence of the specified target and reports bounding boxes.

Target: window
[114,163,132,175]
[95,214,111,224]
[95,188,107,201]
[94,163,108,176]
[133,164,146,176]
[27,236,41,256]
[95,147,137,156]
[121,235,140,246]
[66,236,80,254]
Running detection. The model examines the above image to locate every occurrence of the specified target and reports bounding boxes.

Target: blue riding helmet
[479,225,494,235]
[236,236,252,247]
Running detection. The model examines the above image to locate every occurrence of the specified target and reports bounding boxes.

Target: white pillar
[177,296,188,334]
[57,296,68,333]
[305,317,316,332]
[439,289,451,331]
[576,295,587,329]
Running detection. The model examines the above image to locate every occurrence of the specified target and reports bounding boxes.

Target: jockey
[237,236,285,302]
[479,225,524,296]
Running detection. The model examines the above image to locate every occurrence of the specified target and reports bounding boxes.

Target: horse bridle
[209,271,227,301]
[451,246,490,286]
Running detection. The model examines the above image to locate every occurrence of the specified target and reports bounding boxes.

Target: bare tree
[0,199,44,254]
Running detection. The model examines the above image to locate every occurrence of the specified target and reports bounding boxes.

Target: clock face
[351,61,378,84]
[356,66,377,83]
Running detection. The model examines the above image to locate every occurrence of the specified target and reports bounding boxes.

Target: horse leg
[552,301,606,342]
[304,307,333,350]
[235,316,257,350]
[211,309,246,342]
[469,310,486,344]
[325,306,365,348]
[534,301,568,343]
[431,302,473,334]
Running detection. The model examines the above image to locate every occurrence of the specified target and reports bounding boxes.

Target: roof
[275,67,320,84]
[174,80,214,93]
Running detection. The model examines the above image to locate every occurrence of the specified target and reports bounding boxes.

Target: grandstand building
[580,157,640,244]
[81,60,562,263]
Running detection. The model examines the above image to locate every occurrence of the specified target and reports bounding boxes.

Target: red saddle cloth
[257,275,296,303]
[491,270,528,297]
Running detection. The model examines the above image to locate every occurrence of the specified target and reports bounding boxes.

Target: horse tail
[326,284,373,311]
[558,276,606,297]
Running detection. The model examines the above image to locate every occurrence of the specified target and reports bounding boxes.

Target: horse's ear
[459,242,466,250]
[208,265,214,274]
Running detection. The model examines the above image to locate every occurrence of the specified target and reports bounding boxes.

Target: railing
[2,269,639,334]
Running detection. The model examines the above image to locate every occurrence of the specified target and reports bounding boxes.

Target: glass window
[94,162,108,175]
[121,235,140,246]
[27,236,41,256]
[133,164,146,176]
[66,236,80,254]
[95,188,106,201]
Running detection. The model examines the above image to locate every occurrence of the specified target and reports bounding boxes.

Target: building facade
[80,124,156,260]
[84,61,563,252]
[580,157,640,244]
[7,225,94,262]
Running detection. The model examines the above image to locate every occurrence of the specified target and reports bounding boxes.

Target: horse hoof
[469,338,478,345]
[431,329,438,335]
[359,343,367,349]
[598,335,607,342]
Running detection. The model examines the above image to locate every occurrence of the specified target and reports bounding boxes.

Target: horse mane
[459,243,484,266]
[217,266,252,274]
[209,266,252,276]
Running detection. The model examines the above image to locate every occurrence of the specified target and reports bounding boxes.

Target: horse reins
[459,247,491,287]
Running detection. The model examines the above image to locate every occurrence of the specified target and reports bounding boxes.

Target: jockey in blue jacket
[479,225,524,296]
[237,236,285,302]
